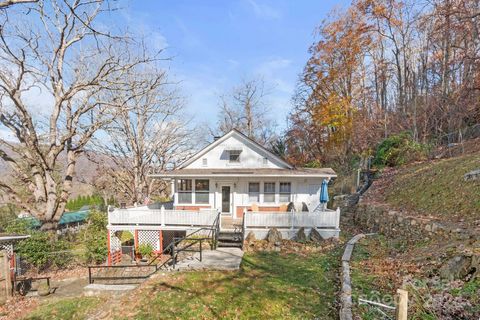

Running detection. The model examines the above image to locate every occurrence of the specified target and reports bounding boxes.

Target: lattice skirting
[108,229,162,253]
[137,230,161,251]
[0,243,14,256]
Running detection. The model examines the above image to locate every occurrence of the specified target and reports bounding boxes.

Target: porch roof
[150,167,336,179]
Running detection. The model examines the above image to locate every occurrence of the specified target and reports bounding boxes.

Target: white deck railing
[108,207,218,227]
[108,206,340,234]
[244,208,340,230]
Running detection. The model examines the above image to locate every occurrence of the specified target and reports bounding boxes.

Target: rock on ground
[296,227,307,242]
[439,255,478,281]
[267,228,282,245]
[310,228,323,243]
[245,231,256,243]
[464,169,480,181]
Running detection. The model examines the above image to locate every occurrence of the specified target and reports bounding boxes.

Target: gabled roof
[178,129,293,169]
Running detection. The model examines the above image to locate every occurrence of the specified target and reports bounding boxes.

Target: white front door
[219,184,233,215]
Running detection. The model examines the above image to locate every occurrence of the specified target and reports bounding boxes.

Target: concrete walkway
[173,248,244,271]
[84,283,137,295]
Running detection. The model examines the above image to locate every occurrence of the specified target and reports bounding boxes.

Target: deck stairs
[217,231,243,248]
[218,216,244,248]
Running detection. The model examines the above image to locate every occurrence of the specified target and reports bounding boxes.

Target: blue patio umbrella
[320,179,329,204]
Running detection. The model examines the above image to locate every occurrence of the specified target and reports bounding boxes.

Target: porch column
[170,179,175,199]
[159,231,163,253]
[134,230,139,255]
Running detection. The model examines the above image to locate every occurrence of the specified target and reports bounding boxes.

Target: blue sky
[120,0,347,130]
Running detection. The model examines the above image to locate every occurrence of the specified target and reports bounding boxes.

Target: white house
[152,129,337,218]
[106,130,340,265]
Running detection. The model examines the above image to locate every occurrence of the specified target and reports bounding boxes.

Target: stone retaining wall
[350,202,476,242]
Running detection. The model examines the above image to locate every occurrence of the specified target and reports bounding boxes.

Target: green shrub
[4,217,72,269]
[373,132,429,167]
[81,210,108,264]
[15,232,72,270]
[138,243,154,259]
[4,218,34,234]
[304,160,322,168]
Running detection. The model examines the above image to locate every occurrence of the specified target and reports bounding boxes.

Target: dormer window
[228,149,241,163]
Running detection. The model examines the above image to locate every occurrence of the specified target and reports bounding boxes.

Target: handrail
[88,211,222,284]
[148,211,220,269]
[87,263,158,284]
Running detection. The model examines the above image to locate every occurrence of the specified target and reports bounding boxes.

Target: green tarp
[23,209,89,228]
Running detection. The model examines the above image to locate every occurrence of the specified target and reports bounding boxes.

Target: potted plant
[137,243,154,263]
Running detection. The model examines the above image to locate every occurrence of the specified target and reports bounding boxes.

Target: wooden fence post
[336,207,341,229]
[160,206,165,226]
[290,209,294,231]
[396,289,408,320]
[0,251,9,299]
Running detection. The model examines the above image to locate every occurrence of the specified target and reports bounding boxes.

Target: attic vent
[228,150,241,163]
[202,158,208,166]
[263,157,268,165]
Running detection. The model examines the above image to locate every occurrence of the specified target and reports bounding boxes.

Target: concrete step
[217,241,243,248]
[219,231,242,237]
[218,234,242,241]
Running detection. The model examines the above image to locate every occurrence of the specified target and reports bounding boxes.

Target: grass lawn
[109,249,341,319]
[384,152,480,222]
[23,296,106,320]
[350,235,400,320]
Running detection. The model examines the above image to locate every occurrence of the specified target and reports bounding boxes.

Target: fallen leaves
[0,296,38,320]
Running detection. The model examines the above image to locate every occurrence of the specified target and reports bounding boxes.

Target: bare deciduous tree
[0,0,158,230]
[97,69,194,206]
[0,0,37,9]
[214,78,277,145]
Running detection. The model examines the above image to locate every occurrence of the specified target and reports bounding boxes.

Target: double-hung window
[195,179,209,204]
[248,182,260,203]
[263,182,276,203]
[279,182,291,202]
[178,179,192,204]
